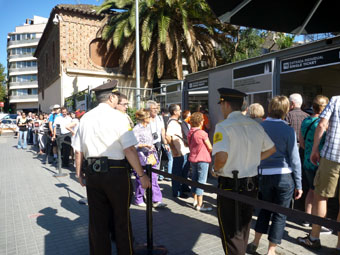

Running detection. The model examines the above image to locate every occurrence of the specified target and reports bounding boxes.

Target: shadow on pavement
[36,202,89,255]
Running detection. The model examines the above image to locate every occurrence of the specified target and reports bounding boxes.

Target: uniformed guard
[73,80,151,255]
[212,88,276,255]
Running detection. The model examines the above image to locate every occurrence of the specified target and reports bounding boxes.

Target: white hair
[146,100,158,109]
[289,93,303,107]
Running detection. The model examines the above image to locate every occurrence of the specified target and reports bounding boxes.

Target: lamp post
[135,0,141,110]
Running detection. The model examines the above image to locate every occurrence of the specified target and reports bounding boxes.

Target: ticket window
[187,93,209,113]
[246,91,272,117]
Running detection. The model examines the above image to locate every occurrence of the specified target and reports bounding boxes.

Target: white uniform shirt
[73,103,137,160]
[166,118,190,156]
[54,115,72,134]
[212,111,274,178]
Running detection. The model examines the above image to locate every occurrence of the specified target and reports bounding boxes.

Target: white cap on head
[289,93,303,107]
[50,104,61,110]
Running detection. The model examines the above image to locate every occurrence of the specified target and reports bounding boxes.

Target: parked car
[0,113,18,121]
[0,118,17,135]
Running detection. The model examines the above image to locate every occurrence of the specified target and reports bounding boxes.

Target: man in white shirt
[166,104,190,198]
[53,107,72,168]
[73,80,150,255]
[212,88,276,255]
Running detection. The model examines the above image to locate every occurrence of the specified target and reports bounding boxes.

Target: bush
[127,108,137,126]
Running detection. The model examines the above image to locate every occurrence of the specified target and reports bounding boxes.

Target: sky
[0,0,306,73]
[0,0,102,71]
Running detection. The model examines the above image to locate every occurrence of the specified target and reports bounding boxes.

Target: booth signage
[233,60,273,93]
[281,48,340,73]
[188,79,208,89]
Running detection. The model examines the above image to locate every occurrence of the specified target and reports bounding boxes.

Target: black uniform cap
[92,80,119,95]
[217,88,247,104]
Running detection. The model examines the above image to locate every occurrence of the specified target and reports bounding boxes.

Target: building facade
[35,4,148,113]
[7,16,48,112]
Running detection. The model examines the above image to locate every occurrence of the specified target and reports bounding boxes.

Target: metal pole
[135,0,141,110]
[232,170,239,232]
[53,134,68,177]
[134,164,167,255]
[146,164,153,250]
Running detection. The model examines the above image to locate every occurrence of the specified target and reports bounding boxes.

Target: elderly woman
[133,109,166,208]
[247,96,302,255]
[248,103,265,123]
[188,112,212,212]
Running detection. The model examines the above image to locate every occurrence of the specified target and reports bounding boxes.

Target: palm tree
[96,0,235,83]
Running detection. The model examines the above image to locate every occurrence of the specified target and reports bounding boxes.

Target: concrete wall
[39,78,62,112]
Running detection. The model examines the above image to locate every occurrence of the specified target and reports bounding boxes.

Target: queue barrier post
[134,164,167,255]
[53,134,68,178]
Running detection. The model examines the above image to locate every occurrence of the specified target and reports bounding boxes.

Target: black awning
[206,0,340,34]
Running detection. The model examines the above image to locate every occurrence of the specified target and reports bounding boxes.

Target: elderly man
[285,93,309,143]
[146,100,169,181]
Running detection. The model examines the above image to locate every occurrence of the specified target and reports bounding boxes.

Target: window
[11,35,15,41]
[16,34,20,41]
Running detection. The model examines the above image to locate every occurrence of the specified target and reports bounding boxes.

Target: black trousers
[217,177,257,255]
[85,166,133,255]
[61,135,71,166]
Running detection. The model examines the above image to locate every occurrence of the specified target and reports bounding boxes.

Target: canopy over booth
[205,0,340,35]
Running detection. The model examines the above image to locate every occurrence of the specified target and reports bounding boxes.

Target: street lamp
[135,0,141,109]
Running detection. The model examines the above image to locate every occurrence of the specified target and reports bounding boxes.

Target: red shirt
[188,128,211,163]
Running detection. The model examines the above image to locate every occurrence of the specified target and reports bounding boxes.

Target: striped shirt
[320,96,340,163]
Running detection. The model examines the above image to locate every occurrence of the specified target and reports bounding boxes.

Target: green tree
[97,0,235,82]
[215,27,265,64]
[275,33,295,50]
[0,63,6,103]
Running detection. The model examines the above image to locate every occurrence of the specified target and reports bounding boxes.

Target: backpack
[168,118,189,146]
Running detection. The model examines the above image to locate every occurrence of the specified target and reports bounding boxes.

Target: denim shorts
[191,162,209,196]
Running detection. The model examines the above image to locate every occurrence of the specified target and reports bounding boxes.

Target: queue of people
[14,79,340,255]
[15,105,85,169]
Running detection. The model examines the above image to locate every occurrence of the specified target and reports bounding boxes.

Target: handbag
[147,153,157,166]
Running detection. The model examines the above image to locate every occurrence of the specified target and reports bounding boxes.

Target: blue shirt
[48,113,61,129]
[320,96,340,163]
[260,118,302,190]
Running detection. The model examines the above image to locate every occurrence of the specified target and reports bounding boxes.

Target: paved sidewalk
[0,134,338,254]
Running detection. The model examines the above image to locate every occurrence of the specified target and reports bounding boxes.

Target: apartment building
[7,16,47,112]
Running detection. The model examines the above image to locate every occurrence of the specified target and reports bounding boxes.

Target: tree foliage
[97,0,235,82]
[0,63,6,103]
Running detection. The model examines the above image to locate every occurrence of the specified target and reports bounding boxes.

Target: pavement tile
[0,135,338,255]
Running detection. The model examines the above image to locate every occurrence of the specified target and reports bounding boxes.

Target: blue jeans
[166,149,173,175]
[255,174,294,244]
[172,154,190,197]
[18,131,27,149]
[191,162,209,196]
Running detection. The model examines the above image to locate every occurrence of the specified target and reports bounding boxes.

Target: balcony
[9,95,38,103]
[9,81,38,89]
[8,38,40,46]
[9,67,37,74]
[8,53,35,60]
